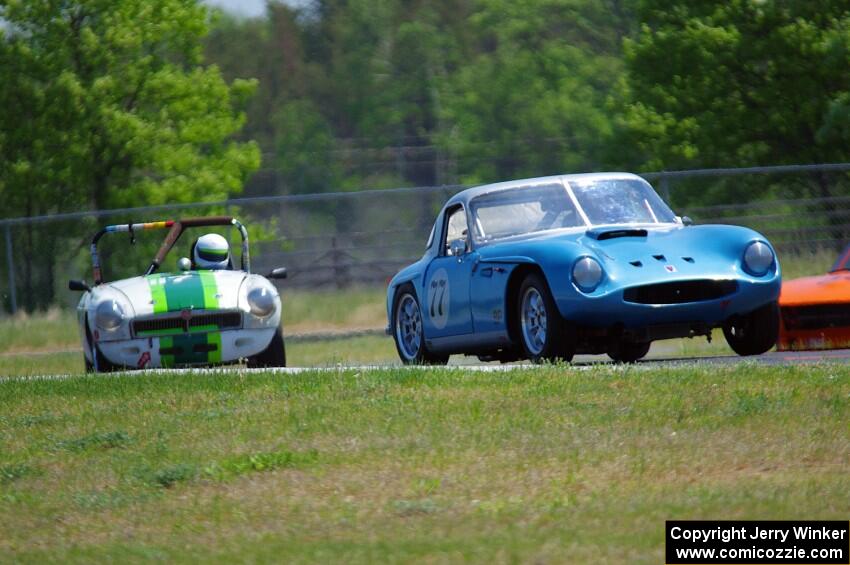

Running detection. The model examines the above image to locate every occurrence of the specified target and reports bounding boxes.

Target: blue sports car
[386,173,781,364]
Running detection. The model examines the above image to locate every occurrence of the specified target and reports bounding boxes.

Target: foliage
[617,0,850,203]
[0,0,259,309]
[207,0,635,189]
[441,0,634,183]
[5,0,850,312]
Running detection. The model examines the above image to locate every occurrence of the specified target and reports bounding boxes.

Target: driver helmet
[192,233,230,270]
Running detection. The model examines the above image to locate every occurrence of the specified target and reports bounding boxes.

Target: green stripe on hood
[147,271,219,314]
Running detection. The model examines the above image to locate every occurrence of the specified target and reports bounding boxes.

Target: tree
[618,0,850,204]
[0,0,259,310]
[440,0,634,184]
[295,0,472,190]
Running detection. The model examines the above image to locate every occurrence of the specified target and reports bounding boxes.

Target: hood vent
[586,228,648,241]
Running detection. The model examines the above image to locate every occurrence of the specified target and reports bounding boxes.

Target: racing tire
[607,341,651,363]
[516,273,575,363]
[392,285,449,366]
[723,301,780,356]
[92,345,123,373]
[84,318,122,373]
[248,328,287,368]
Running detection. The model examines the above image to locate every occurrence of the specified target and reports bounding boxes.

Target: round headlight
[572,256,603,292]
[743,241,774,276]
[95,299,125,331]
[247,285,276,317]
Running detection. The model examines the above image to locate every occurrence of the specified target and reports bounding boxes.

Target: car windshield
[468,178,676,243]
[569,178,676,226]
[470,183,583,243]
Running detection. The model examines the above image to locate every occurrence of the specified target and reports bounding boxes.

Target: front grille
[134,317,183,335]
[133,311,241,336]
[623,279,738,305]
[782,304,850,331]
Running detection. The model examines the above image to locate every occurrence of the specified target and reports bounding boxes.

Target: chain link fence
[3,163,850,314]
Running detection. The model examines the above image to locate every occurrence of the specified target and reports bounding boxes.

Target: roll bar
[90,216,250,285]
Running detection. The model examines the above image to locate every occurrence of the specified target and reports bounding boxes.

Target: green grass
[283,286,386,332]
[777,248,836,280]
[0,351,83,377]
[0,365,847,562]
[0,336,399,377]
[291,335,397,367]
[0,309,79,353]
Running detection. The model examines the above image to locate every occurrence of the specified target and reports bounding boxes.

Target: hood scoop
[586,228,648,241]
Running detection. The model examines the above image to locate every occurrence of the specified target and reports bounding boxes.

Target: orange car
[778,245,850,350]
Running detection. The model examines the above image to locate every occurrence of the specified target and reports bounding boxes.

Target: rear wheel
[607,341,651,363]
[723,301,779,356]
[517,273,575,363]
[248,328,287,368]
[392,286,448,365]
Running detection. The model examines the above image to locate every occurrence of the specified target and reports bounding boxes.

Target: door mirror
[267,267,288,280]
[681,216,693,226]
[177,257,192,271]
[68,279,91,292]
[449,239,467,258]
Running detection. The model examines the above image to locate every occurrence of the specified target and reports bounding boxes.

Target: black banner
[666,521,849,564]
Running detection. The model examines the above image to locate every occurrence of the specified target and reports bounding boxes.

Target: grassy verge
[0,365,847,562]
[0,336,399,377]
[283,286,386,332]
[777,248,835,280]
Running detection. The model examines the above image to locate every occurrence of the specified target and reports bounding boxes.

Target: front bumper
[777,327,850,351]
[557,276,781,329]
[778,302,850,351]
[97,328,277,368]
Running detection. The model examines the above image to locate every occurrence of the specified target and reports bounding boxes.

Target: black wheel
[516,273,575,363]
[607,341,651,363]
[83,319,95,373]
[84,317,121,373]
[392,285,449,365]
[248,328,287,368]
[723,301,779,356]
[92,344,122,372]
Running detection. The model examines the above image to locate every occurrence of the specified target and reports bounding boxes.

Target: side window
[443,206,468,256]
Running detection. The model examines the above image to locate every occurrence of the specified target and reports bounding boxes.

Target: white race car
[69,216,287,371]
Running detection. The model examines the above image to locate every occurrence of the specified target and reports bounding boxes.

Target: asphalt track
[2,348,849,382]
[624,347,850,367]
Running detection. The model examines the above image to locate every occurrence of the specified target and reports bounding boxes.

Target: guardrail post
[5,224,17,315]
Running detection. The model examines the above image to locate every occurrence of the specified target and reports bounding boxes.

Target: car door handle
[479,266,505,278]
